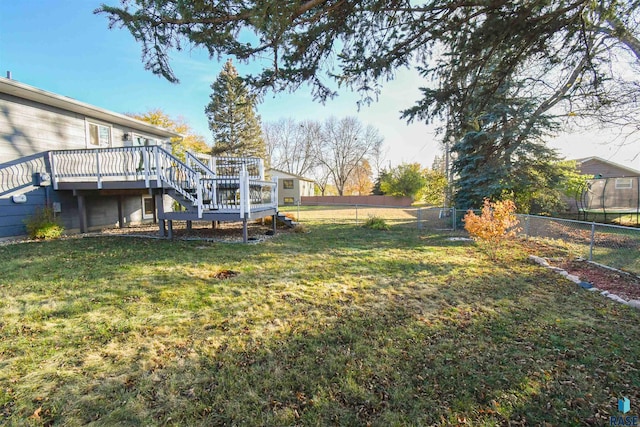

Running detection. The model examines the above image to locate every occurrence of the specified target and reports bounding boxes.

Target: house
[267,168,316,205]
[0,77,278,241]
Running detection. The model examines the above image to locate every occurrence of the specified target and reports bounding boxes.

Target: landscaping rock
[628,300,640,310]
[528,255,550,267]
[565,274,581,283]
[606,294,627,304]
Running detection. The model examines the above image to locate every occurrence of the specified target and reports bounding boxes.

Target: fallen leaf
[29,407,42,420]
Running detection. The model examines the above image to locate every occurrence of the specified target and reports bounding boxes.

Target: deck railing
[50,146,148,188]
[49,146,276,218]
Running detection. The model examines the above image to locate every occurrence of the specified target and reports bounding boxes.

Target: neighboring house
[0,77,278,240]
[267,168,315,205]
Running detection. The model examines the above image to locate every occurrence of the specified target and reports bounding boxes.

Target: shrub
[24,207,64,240]
[464,199,520,260]
[363,215,389,231]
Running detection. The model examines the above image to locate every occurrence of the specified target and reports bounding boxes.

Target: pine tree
[205,59,266,159]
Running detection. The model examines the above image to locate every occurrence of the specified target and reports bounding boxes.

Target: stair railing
[185,151,218,209]
[154,147,205,217]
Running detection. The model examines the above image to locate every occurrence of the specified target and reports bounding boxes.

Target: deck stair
[276,212,298,228]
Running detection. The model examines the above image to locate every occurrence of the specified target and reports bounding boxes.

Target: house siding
[579,159,639,178]
[0,152,51,237]
[0,93,87,163]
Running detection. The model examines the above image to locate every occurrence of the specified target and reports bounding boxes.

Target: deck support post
[76,193,88,234]
[155,192,166,237]
[167,220,174,239]
[186,220,192,231]
[117,195,124,228]
[242,216,248,243]
[272,214,277,235]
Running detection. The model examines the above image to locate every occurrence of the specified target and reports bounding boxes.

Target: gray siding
[0,153,51,237]
[0,188,48,237]
[580,159,638,178]
[0,93,87,163]
[59,192,156,233]
[0,92,151,165]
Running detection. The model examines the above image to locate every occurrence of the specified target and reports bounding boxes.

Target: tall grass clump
[363,215,389,230]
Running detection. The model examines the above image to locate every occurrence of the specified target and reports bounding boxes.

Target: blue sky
[1,1,638,170]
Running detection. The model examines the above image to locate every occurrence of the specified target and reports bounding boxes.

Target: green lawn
[1,224,639,426]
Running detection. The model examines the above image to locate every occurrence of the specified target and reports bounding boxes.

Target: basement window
[283,197,295,205]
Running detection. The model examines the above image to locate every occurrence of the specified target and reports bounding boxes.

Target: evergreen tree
[449,71,563,209]
[205,59,266,159]
[371,169,389,196]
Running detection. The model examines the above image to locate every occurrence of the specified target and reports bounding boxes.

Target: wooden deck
[49,147,279,241]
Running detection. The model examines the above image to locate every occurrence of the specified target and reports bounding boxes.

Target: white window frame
[141,195,155,220]
[615,178,633,190]
[86,120,112,148]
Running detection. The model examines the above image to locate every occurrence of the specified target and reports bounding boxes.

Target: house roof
[0,77,182,139]
[267,168,315,183]
[574,156,640,176]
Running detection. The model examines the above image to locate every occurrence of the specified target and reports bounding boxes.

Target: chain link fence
[518,215,640,276]
[280,204,457,231]
[279,204,639,276]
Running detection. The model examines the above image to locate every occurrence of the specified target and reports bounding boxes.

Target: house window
[142,196,155,220]
[283,179,294,189]
[615,178,633,189]
[87,122,111,147]
[283,197,295,205]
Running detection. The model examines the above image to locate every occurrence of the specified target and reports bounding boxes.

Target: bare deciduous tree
[264,118,320,177]
[316,117,382,196]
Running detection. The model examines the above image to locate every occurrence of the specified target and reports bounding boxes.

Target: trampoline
[579,176,640,225]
